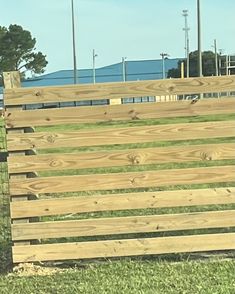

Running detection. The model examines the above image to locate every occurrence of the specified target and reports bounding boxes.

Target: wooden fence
[2,72,235,263]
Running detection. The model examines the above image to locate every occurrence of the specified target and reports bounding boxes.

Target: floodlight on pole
[160,53,169,79]
[92,49,98,84]
[182,9,190,78]
[71,0,78,84]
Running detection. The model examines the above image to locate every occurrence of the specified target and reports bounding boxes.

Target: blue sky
[1,0,235,74]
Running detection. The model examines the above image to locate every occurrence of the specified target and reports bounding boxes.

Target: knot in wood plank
[46,134,56,143]
[200,150,221,161]
[128,109,140,120]
[128,153,142,165]
[35,91,42,97]
[49,160,61,168]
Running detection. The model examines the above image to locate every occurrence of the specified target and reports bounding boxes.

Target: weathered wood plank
[4,76,235,106]
[7,143,235,173]
[9,166,235,196]
[12,233,235,263]
[6,121,235,151]
[11,210,235,241]
[10,187,235,219]
[5,98,235,128]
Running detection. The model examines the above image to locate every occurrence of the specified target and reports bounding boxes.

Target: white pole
[182,10,190,77]
[160,53,169,79]
[71,0,78,84]
[122,57,127,82]
[92,49,98,84]
[214,39,218,76]
[197,0,202,77]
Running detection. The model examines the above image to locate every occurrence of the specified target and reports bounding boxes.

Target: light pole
[182,9,190,78]
[160,53,169,79]
[218,49,224,75]
[122,57,127,82]
[71,0,78,84]
[197,0,202,77]
[92,49,98,84]
[212,39,219,76]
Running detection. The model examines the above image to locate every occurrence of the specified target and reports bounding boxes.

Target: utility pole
[197,0,202,77]
[182,10,190,78]
[71,0,78,84]
[218,49,224,75]
[225,55,229,75]
[92,49,98,84]
[213,39,219,76]
[122,57,127,82]
[160,53,169,79]
[212,40,220,97]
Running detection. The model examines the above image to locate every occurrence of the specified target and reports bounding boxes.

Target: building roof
[0,58,181,100]
[21,58,181,88]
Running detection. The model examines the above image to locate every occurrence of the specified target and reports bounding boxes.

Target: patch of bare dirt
[9,263,67,277]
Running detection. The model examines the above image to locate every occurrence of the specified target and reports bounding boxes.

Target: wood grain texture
[3,71,34,246]
[6,120,235,151]
[7,143,235,173]
[5,98,235,128]
[4,76,235,106]
[9,166,235,196]
[10,187,235,219]
[12,233,235,263]
[11,210,235,241]
[3,71,21,89]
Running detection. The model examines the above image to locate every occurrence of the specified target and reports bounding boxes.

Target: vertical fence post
[0,107,12,271]
[3,71,37,249]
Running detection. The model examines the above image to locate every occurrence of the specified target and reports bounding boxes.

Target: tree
[167,50,220,78]
[0,24,48,79]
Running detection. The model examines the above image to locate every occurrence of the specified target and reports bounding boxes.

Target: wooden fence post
[3,71,37,247]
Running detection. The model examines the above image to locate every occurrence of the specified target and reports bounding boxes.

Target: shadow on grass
[37,250,235,272]
[0,240,12,274]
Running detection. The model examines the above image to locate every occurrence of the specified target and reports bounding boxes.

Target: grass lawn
[0,113,235,294]
[0,258,235,294]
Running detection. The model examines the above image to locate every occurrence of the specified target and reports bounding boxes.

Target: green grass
[0,259,235,294]
[0,114,235,293]
[35,113,235,133]
[0,118,11,274]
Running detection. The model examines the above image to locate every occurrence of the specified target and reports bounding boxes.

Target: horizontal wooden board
[11,210,235,241]
[8,143,235,174]
[6,120,235,151]
[10,187,235,219]
[4,76,235,106]
[9,166,235,196]
[12,233,235,263]
[4,98,235,128]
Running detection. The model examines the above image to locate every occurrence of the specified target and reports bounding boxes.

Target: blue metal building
[0,58,181,108]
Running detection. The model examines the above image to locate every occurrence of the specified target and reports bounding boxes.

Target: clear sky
[1,0,235,74]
